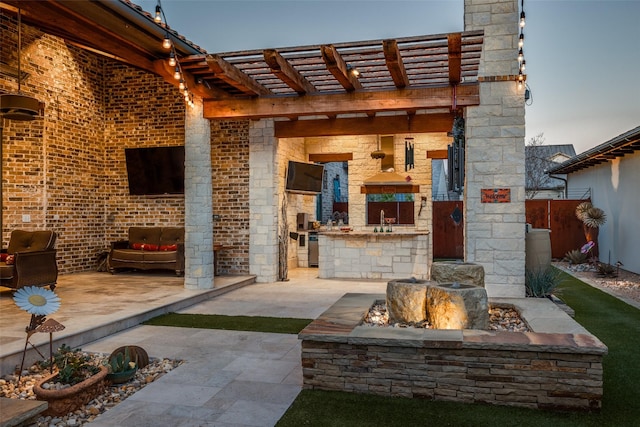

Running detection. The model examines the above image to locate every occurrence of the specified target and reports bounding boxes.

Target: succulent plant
[108,346,137,373]
[583,207,607,228]
[564,249,588,265]
[575,201,593,221]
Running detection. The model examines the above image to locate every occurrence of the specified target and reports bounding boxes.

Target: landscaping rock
[385,279,435,324]
[431,261,485,288]
[425,283,489,329]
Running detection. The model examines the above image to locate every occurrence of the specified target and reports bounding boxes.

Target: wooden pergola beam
[263,49,317,95]
[321,45,362,92]
[205,55,272,96]
[383,39,409,89]
[203,84,479,120]
[448,33,462,85]
[153,59,227,100]
[275,113,453,138]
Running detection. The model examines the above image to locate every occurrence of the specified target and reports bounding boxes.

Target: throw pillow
[0,253,8,262]
[5,254,15,265]
[159,244,178,251]
[131,243,159,251]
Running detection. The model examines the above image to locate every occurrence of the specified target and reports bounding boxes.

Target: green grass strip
[143,313,312,334]
[277,268,640,427]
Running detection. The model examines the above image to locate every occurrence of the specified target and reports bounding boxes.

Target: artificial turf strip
[143,313,312,334]
[277,269,640,427]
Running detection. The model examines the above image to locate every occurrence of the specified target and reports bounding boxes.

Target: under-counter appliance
[297,213,310,230]
[308,231,319,267]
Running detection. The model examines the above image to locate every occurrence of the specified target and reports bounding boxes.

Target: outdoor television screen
[125,146,185,196]
[285,161,324,195]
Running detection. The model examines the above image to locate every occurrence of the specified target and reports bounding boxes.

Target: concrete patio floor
[0,270,256,376]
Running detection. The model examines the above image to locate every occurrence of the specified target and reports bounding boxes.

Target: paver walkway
[83,269,387,426]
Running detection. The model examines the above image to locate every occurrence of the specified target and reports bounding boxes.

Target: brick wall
[2,16,251,275]
[1,16,106,272]
[211,119,251,274]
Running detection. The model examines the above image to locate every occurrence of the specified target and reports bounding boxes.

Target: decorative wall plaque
[481,188,511,203]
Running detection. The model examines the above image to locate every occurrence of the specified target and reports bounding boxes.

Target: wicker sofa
[0,230,58,290]
[108,227,184,276]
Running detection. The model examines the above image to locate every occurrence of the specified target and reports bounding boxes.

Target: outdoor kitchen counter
[318,230,430,280]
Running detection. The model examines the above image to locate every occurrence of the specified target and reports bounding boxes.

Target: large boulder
[431,261,485,288]
[425,283,489,329]
[386,279,435,324]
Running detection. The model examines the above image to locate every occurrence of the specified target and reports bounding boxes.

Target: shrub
[525,266,564,298]
[564,249,588,265]
[597,262,617,278]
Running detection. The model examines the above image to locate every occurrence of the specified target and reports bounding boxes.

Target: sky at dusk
[137,0,640,154]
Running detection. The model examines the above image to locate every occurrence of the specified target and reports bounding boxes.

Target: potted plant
[575,202,607,259]
[106,346,138,384]
[34,344,109,416]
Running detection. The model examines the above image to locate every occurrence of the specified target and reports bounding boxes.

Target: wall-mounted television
[285,160,324,195]
[125,146,185,196]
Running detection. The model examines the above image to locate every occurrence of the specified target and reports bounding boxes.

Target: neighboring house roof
[526,144,576,191]
[548,126,640,174]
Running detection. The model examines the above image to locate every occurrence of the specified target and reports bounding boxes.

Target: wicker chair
[0,230,58,290]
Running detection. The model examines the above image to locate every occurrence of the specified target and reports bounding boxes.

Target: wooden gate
[525,199,588,259]
[432,201,464,259]
[433,199,587,260]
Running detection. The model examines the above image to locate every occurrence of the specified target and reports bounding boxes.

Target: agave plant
[583,207,607,228]
[564,249,588,265]
[575,201,593,221]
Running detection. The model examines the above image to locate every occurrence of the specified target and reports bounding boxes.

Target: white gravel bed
[0,355,182,427]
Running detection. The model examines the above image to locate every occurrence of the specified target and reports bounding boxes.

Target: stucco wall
[566,152,640,274]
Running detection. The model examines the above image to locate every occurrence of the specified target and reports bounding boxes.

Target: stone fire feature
[299,294,607,412]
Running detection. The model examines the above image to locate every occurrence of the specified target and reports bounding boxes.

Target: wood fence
[432,199,588,259]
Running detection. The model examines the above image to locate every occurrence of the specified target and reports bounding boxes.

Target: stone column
[463,0,526,297]
[249,119,279,282]
[184,97,214,289]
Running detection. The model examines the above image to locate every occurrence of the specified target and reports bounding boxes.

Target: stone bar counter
[318,230,430,280]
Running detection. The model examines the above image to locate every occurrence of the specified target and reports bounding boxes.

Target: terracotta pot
[34,365,108,417]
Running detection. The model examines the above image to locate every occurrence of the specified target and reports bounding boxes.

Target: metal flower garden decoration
[13,286,61,316]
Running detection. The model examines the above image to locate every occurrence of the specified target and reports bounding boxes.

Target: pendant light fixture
[0,8,42,121]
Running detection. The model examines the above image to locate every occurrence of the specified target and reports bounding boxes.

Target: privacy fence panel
[525,199,588,259]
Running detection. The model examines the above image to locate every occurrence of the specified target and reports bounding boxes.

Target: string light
[154,0,195,108]
[516,0,527,90]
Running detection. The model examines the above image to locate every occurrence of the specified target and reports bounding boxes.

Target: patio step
[0,398,47,427]
[0,275,256,377]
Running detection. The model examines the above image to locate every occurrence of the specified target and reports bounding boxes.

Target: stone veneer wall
[249,120,279,282]
[463,0,526,297]
[301,340,604,411]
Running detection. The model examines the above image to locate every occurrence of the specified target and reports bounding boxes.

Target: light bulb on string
[518,48,524,63]
[162,35,172,50]
[518,33,524,48]
[173,66,181,80]
[520,11,526,28]
[179,79,185,91]
[169,51,176,67]
[520,60,526,72]
[183,88,189,98]
[154,5,162,23]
